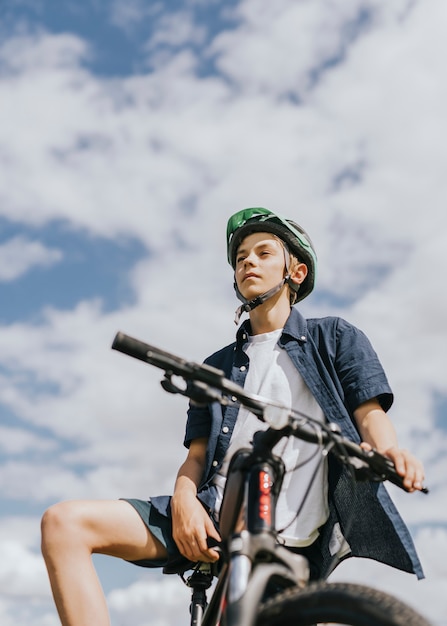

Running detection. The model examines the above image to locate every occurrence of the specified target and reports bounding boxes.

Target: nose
[243,251,256,267]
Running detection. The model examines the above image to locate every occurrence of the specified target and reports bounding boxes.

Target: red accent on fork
[259,470,272,525]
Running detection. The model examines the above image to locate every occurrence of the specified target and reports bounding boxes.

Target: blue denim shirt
[151,307,424,579]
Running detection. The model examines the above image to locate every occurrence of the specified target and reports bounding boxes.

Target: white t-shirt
[213,329,329,547]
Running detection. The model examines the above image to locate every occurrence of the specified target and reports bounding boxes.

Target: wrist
[172,487,197,505]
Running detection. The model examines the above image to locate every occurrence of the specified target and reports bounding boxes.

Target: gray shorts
[123,497,322,579]
[122,498,179,568]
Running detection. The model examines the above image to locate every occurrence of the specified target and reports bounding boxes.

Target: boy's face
[235,232,288,301]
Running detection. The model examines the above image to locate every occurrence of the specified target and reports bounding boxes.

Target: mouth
[242,272,260,282]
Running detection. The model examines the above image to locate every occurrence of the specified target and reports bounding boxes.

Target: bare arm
[170,437,221,562]
[353,399,425,492]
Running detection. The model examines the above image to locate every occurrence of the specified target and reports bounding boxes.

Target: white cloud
[109,0,163,33]
[0,236,62,281]
[0,29,88,74]
[108,576,190,626]
[210,0,362,96]
[146,10,207,50]
[0,517,53,626]
[0,426,57,454]
[0,539,49,596]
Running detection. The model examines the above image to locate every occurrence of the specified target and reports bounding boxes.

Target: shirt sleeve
[335,318,393,414]
[182,343,236,448]
[184,402,212,448]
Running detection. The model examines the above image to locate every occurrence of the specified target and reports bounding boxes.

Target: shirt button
[222,426,229,434]
[240,365,246,372]
[231,396,237,402]
[212,460,219,467]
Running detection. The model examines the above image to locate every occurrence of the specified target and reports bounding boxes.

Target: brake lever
[188,381,231,406]
[160,374,230,407]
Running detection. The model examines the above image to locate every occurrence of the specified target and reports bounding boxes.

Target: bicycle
[112,331,431,626]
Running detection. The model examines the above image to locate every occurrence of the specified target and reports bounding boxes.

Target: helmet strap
[234,278,288,324]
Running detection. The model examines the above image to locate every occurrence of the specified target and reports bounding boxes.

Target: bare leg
[41,499,167,626]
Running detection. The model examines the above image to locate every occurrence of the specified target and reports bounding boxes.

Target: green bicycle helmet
[227,207,317,305]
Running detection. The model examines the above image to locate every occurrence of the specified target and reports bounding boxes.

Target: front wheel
[256,581,431,626]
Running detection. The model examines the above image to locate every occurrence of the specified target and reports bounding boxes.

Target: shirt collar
[282,306,308,343]
[235,306,308,348]
[236,318,252,347]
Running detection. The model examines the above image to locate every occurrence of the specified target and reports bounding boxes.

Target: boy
[41,207,424,626]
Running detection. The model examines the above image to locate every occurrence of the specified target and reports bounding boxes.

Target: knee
[41,501,84,558]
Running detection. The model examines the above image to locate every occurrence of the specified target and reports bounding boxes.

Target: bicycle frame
[185,429,312,626]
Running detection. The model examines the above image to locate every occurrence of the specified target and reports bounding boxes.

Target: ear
[289,262,308,286]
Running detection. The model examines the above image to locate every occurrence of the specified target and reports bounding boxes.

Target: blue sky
[1,1,446,625]
[2,0,239,77]
[0,218,145,322]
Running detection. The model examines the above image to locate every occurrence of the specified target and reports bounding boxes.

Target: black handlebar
[112,331,428,495]
[112,332,268,415]
[112,331,225,383]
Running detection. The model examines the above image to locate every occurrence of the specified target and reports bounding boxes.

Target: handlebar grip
[112,332,191,368]
[364,448,429,494]
[112,332,225,382]
[340,439,429,493]
[112,332,154,363]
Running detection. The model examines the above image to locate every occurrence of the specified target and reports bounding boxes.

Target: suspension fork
[205,436,286,626]
[224,458,285,626]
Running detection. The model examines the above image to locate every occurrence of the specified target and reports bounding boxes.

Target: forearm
[172,437,207,498]
[173,458,204,501]
[353,399,399,453]
[353,398,425,492]
[170,437,220,561]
